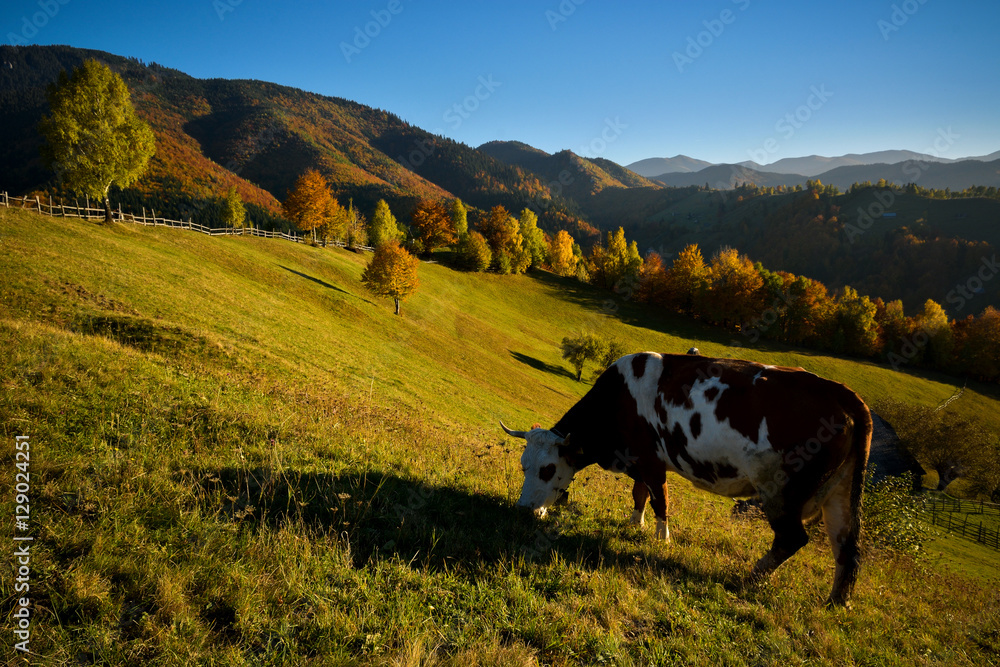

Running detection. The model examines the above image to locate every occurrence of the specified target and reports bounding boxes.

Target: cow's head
[501,422,580,516]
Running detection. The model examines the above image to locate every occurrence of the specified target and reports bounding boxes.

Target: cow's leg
[645,478,670,542]
[821,470,861,607]
[630,479,648,526]
[749,510,809,583]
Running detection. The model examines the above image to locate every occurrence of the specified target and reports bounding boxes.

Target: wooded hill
[3,44,999,313]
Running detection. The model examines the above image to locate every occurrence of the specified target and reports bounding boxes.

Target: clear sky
[4,0,999,167]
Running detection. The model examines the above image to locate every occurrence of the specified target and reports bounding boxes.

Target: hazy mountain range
[628,151,1000,191]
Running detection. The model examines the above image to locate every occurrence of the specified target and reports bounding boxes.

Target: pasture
[1,207,998,665]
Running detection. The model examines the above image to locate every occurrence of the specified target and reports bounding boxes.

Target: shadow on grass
[185,466,726,586]
[510,351,577,381]
[279,265,351,295]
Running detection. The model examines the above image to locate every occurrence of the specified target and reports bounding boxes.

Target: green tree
[39,59,156,223]
[450,198,468,239]
[456,231,492,272]
[833,286,881,357]
[361,240,419,315]
[518,208,547,270]
[221,186,246,229]
[368,199,403,248]
[560,334,607,382]
[344,199,368,249]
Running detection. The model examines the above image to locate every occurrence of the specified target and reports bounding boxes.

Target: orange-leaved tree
[283,169,336,244]
[410,199,456,255]
[361,240,419,316]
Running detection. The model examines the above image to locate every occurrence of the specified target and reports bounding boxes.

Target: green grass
[2,207,999,665]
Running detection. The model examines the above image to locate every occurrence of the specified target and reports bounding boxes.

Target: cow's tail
[831,388,873,606]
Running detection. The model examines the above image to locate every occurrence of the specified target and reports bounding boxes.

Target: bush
[862,472,928,556]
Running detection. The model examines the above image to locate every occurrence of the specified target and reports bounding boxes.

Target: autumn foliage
[361,240,419,315]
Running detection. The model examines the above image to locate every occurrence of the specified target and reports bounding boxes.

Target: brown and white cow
[502,352,872,606]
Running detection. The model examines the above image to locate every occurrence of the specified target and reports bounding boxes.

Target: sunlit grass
[2,208,998,665]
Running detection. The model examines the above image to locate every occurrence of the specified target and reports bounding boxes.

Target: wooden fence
[1,191,373,251]
[918,494,1000,551]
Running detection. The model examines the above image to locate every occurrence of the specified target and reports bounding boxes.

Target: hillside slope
[2,208,999,664]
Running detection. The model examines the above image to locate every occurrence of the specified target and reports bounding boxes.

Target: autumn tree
[456,231,492,272]
[283,169,335,243]
[914,299,953,369]
[479,204,529,274]
[784,275,836,345]
[361,240,419,315]
[221,186,246,229]
[664,244,708,314]
[636,251,670,306]
[368,199,403,248]
[410,199,456,255]
[313,197,346,248]
[953,306,1000,381]
[548,230,578,277]
[699,247,764,329]
[589,227,642,290]
[39,59,156,223]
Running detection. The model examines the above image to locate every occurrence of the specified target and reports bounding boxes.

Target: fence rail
[918,494,1000,551]
[1,191,373,252]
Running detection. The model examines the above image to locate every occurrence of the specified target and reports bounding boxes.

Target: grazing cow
[502,352,872,606]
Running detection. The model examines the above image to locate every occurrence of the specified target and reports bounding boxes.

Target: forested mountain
[0,45,599,238]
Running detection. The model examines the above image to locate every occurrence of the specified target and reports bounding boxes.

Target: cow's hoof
[655,520,671,542]
[629,509,645,527]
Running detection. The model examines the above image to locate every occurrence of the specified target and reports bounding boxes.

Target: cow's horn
[499,421,528,438]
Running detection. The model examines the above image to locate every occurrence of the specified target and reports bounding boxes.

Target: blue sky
[4,0,999,166]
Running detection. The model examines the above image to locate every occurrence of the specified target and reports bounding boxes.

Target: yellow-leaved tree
[39,59,155,223]
[361,240,419,316]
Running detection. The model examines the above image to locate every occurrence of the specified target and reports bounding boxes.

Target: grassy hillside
[2,208,999,665]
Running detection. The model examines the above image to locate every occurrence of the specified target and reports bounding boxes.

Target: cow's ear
[558,434,584,465]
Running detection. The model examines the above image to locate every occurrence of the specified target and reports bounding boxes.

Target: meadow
[1,207,998,665]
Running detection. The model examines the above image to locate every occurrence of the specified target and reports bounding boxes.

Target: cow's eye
[539,464,556,482]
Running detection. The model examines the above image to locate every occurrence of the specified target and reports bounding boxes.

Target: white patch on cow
[618,354,778,498]
[630,508,645,526]
[516,429,577,513]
